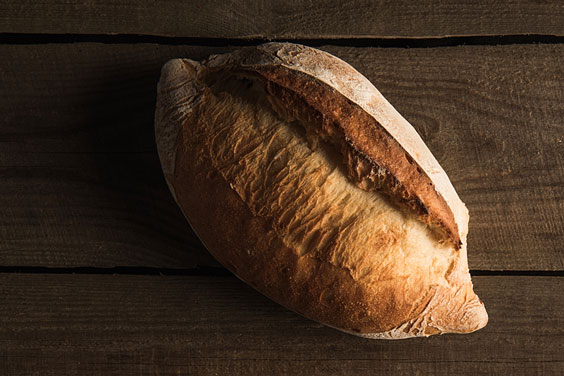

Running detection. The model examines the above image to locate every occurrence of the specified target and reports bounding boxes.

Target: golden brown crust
[155,45,488,339]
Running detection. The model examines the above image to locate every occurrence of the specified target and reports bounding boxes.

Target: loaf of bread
[155,43,488,339]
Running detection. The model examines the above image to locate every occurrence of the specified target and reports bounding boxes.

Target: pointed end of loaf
[423,282,488,337]
[353,284,487,340]
[457,296,489,334]
[449,287,489,335]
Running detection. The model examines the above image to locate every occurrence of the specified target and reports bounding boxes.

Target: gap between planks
[0,266,562,277]
[1,32,564,48]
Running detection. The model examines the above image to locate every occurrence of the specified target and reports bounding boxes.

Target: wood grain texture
[1,43,564,270]
[0,273,562,375]
[1,0,564,38]
[0,45,223,269]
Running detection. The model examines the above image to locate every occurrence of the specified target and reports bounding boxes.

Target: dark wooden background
[1,1,564,375]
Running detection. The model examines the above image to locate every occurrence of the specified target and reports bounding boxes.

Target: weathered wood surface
[1,0,564,38]
[0,274,562,375]
[2,43,563,270]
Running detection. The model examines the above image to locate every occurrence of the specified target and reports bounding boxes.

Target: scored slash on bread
[155,43,487,339]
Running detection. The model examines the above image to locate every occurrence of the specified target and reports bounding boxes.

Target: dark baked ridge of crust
[258,72,459,247]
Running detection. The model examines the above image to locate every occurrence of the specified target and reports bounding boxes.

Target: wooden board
[0,273,562,375]
[1,0,564,38]
[2,43,564,270]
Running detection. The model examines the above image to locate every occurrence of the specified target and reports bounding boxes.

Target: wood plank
[0,273,562,375]
[1,0,564,38]
[1,43,563,270]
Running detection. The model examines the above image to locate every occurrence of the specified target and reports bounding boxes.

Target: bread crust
[155,44,487,339]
